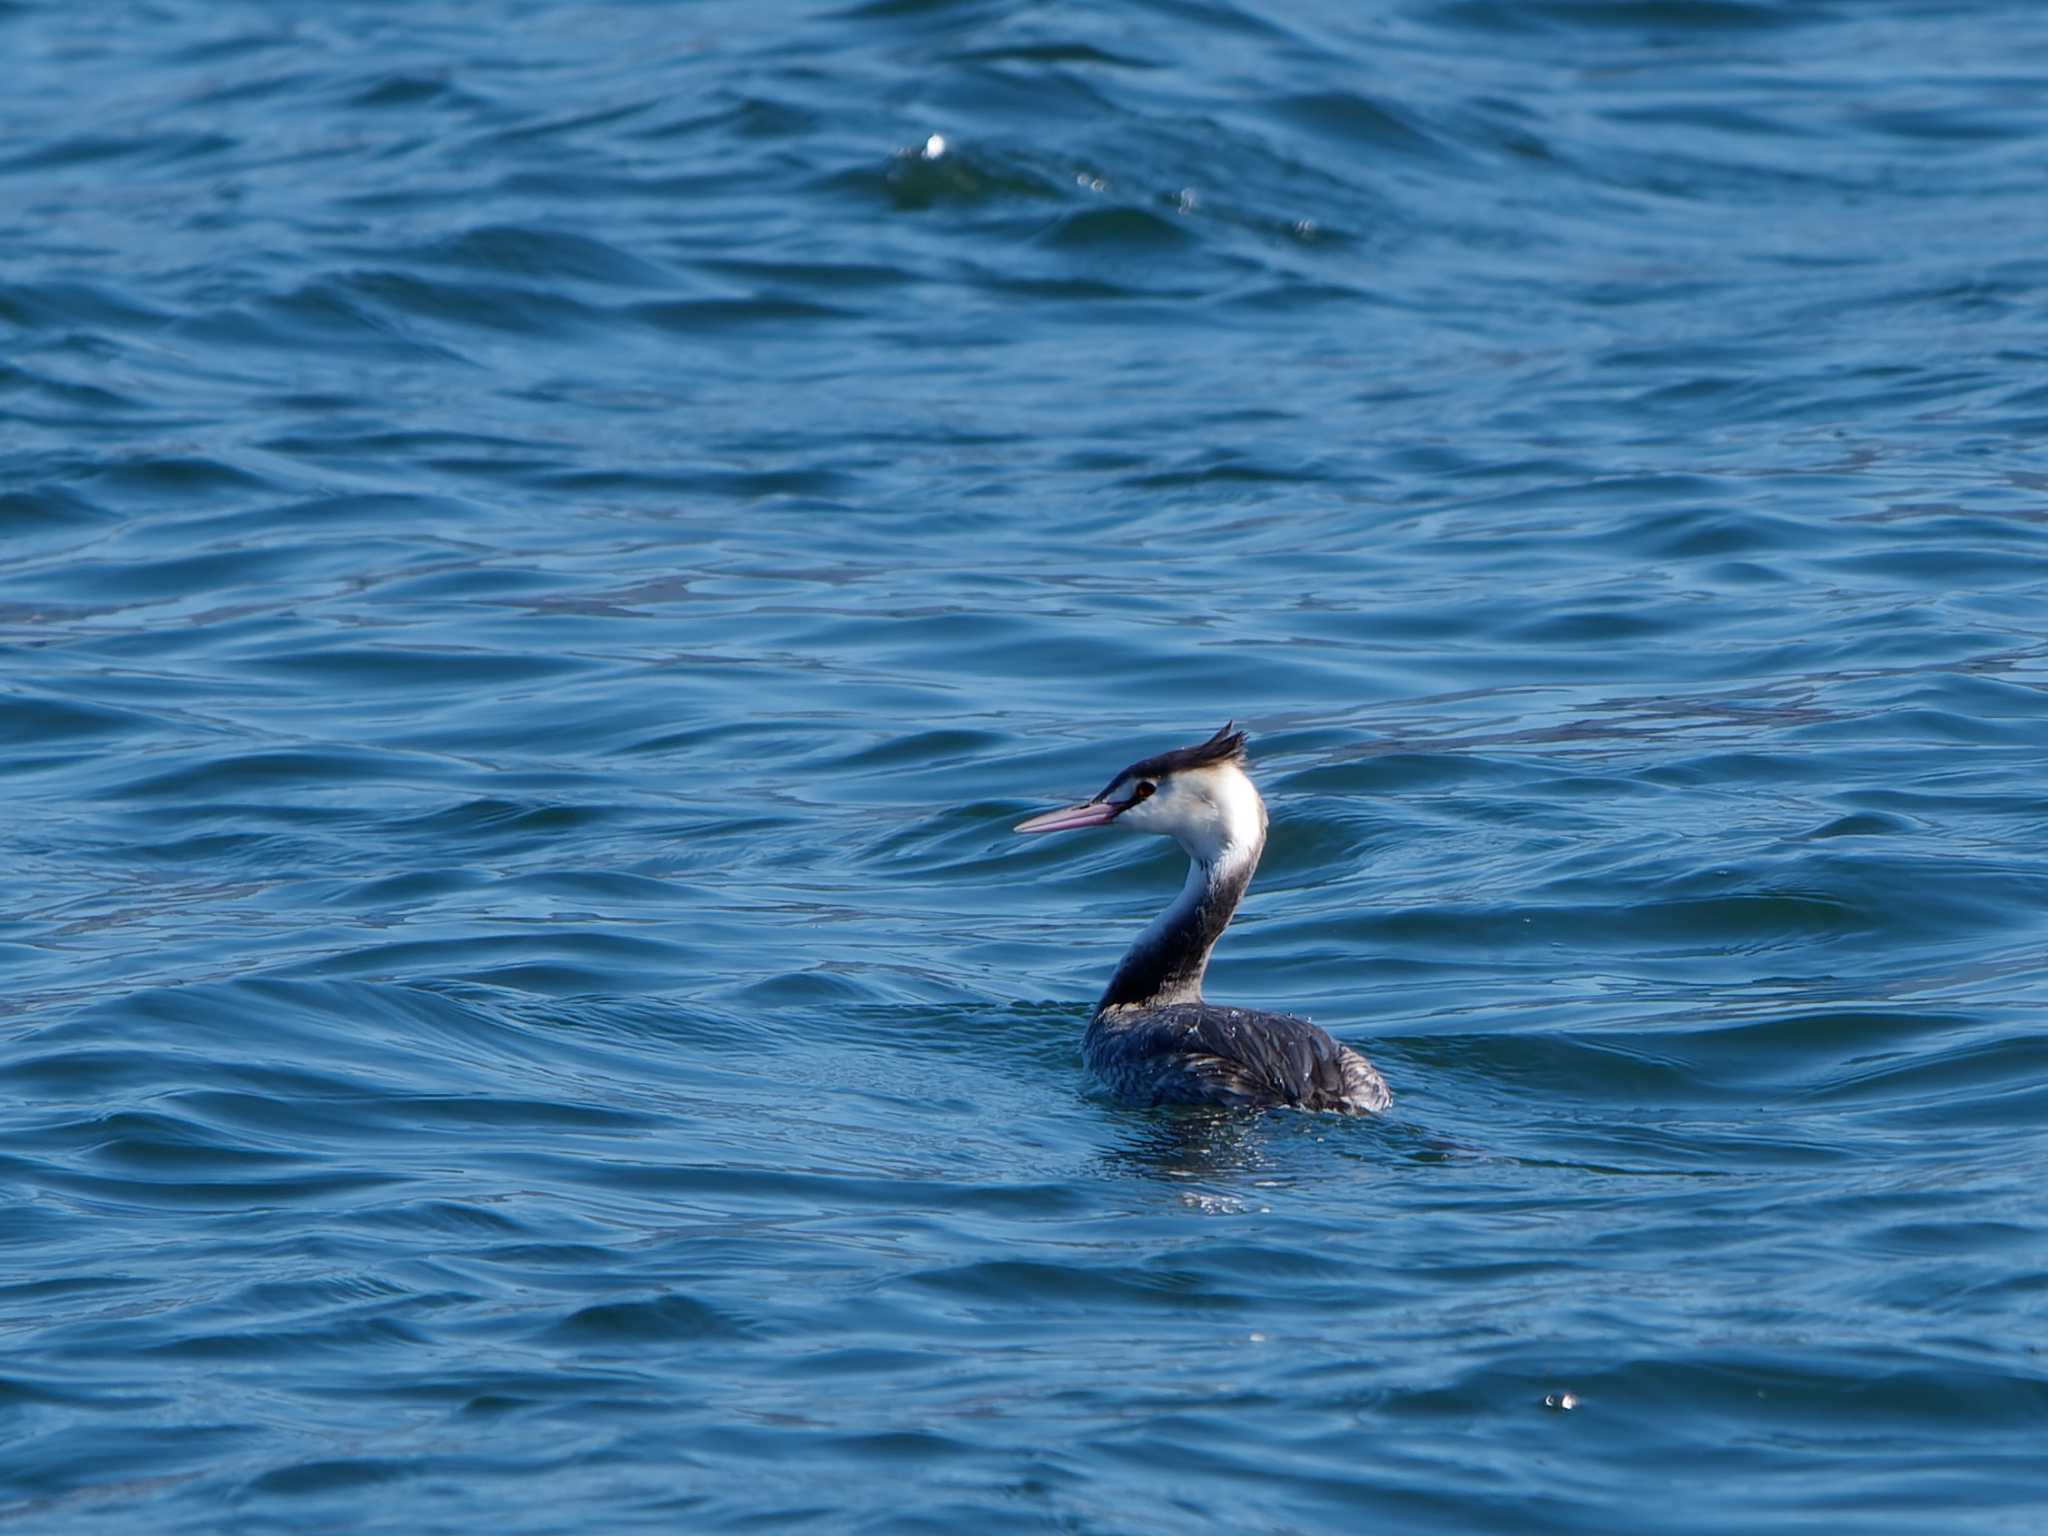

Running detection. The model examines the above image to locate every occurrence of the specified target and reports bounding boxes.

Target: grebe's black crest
[1106,721,1246,790]
[1014,723,1391,1115]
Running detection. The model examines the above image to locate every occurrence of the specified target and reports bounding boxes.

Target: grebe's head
[1014,722,1266,866]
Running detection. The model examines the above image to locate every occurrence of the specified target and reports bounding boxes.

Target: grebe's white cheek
[1114,795,1160,834]
[1120,782,1190,839]
[1150,781,1215,848]
[1155,796,1196,836]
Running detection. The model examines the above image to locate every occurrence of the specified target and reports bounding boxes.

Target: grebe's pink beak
[1014,799,1119,834]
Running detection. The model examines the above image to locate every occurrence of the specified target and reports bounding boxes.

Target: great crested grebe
[1015,723,1390,1114]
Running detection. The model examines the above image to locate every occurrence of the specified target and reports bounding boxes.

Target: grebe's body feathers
[1086,1003,1391,1113]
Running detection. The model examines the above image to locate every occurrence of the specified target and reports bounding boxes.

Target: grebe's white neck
[1097,763,1268,1012]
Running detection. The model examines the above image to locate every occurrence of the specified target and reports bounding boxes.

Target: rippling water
[7,1,2048,1529]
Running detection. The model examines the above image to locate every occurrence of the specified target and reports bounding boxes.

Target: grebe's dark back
[1016,724,1390,1114]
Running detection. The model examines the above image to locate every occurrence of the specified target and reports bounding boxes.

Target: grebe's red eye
[1133,781,1155,801]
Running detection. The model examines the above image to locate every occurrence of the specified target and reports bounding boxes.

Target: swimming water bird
[1016,724,1391,1114]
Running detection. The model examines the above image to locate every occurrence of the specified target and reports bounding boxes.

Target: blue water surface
[5,1,2048,1530]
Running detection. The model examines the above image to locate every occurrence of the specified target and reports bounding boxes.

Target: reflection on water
[1097,1107,1280,1194]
